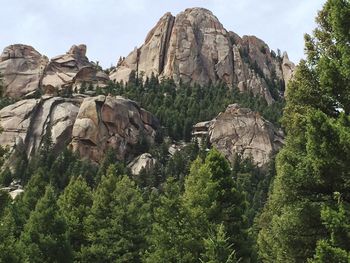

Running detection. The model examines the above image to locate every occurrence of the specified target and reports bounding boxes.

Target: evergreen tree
[58,176,93,261]
[12,168,49,235]
[18,185,72,263]
[82,165,149,262]
[183,149,250,261]
[309,192,350,262]
[200,224,238,263]
[0,208,19,263]
[257,1,350,262]
[144,178,196,263]
[0,190,11,218]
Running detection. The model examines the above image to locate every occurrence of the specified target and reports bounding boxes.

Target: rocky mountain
[193,104,284,166]
[0,44,109,99]
[0,95,159,163]
[110,8,295,104]
[0,7,292,168]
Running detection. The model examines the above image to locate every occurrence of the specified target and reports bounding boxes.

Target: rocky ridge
[110,8,295,104]
[0,44,109,99]
[0,95,159,163]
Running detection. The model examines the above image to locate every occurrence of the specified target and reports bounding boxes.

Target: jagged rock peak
[110,7,293,104]
[0,44,110,99]
[42,44,109,93]
[68,44,87,57]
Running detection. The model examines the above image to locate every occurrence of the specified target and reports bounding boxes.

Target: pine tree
[0,190,11,218]
[144,177,196,263]
[257,1,350,262]
[200,224,238,263]
[58,176,93,261]
[0,208,20,263]
[18,185,72,263]
[12,168,49,236]
[183,150,250,261]
[309,192,350,262]
[82,165,149,262]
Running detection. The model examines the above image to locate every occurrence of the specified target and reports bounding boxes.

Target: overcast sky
[0,0,325,68]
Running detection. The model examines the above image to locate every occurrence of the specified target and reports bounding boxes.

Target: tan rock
[162,8,234,86]
[42,44,109,92]
[128,153,156,175]
[71,95,159,163]
[0,44,48,98]
[193,104,284,166]
[0,97,81,157]
[110,8,293,103]
[281,52,295,89]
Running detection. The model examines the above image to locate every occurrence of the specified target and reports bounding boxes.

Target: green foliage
[0,190,11,218]
[257,1,350,262]
[308,193,350,262]
[58,176,93,261]
[144,177,196,263]
[0,208,20,263]
[0,168,12,187]
[200,224,238,263]
[82,167,149,262]
[103,78,283,141]
[18,185,72,263]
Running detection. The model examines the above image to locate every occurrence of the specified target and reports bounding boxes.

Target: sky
[0,0,325,68]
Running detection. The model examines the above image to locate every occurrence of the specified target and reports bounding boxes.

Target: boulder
[128,153,157,175]
[0,44,48,98]
[193,104,284,166]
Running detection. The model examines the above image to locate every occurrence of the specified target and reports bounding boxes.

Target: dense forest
[93,75,284,142]
[0,0,349,262]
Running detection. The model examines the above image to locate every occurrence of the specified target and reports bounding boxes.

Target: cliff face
[110,8,295,104]
[0,44,109,99]
[0,95,159,163]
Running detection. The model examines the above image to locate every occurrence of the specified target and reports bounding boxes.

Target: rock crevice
[0,95,159,164]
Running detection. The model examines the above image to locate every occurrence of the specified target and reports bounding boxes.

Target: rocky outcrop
[0,96,81,157]
[110,8,292,104]
[71,95,159,163]
[0,44,109,99]
[0,44,48,99]
[281,52,295,89]
[128,153,156,175]
[42,44,109,93]
[0,95,159,163]
[193,104,284,166]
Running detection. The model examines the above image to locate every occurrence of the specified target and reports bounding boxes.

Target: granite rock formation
[193,104,284,166]
[42,44,109,93]
[0,44,48,99]
[71,95,159,163]
[0,44,109,99]
[128,153,157,175]
[0,95,159,163]
[110,8,295,104]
